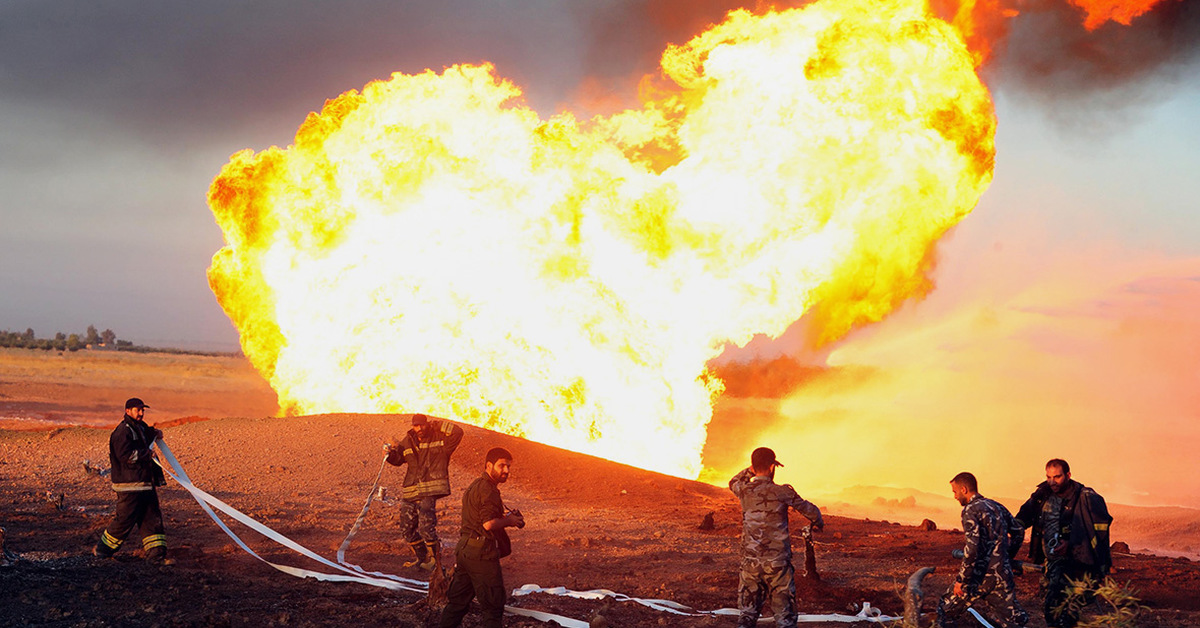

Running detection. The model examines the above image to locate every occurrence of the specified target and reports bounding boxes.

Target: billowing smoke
[986,0,1200,101]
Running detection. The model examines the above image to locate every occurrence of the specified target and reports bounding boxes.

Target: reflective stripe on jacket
[386,419,464,500]
[108,415,165,492]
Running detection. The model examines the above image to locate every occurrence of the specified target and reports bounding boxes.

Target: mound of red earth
[2,414,1198,627]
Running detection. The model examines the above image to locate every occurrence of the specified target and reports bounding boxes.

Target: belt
[462,535,493,548]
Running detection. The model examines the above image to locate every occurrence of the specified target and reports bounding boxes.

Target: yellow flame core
[207,0,995,478]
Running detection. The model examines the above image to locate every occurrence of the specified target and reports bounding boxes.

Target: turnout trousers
[438,551,505,628]
[738,560,797,628]
[94,490,166,560]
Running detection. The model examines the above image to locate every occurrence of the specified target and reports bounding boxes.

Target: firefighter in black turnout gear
[1015,458,1112,628]
[94,398,171,564]
[384,413,464,569]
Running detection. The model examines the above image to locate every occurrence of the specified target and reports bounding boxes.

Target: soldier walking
[383,413,464,569]
[938,472,1027,628]
[439,447,525,628]
[729,447,824,628]
[93,398,172,565]
[1014,459,1112,627]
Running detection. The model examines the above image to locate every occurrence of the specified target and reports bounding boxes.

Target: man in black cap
[729,447,824,628]
[383,413,464,569]
[94,398,171,564]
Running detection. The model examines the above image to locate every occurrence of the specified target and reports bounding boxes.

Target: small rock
[1111,541,1131,554]
[918,519,937,531]
[589,614,609,628]
[44,491,65,511]
[698,512,715,531]
[0,526,16,566]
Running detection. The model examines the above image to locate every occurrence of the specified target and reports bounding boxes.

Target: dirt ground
[2,349,1199,627]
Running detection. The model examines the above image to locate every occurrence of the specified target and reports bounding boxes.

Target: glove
[153,428,164,441]
[812,519,825,532]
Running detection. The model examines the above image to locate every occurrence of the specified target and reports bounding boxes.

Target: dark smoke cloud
[0,1,597,149]
[985,0,1200,104]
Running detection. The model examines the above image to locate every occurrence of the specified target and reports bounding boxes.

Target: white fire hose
[154,439,899,625]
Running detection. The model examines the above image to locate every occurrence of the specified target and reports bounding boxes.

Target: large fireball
[207,0,995,478]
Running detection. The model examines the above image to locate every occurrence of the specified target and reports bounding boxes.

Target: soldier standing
[383,413,464,569]
[938,472,1027,628]
[729,446,824,628]
[439,447,524,628]
[93,398,172,564]
[1014,459,1112,628]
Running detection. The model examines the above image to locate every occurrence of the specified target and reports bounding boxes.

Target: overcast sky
[1,0,1197,351]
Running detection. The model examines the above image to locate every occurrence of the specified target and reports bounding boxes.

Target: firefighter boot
[419,541,439,571]
[93,530,121,558]
[402,541,428,568]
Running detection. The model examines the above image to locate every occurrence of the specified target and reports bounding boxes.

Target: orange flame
[207,0,994,478]
[1070,0,1172,30]
[934,0,1173,65]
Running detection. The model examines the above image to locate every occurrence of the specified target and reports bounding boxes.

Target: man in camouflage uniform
[938,472,1028,628]
[1014,459,1112,628]
[729,447,824,628]
[384,413,464,569]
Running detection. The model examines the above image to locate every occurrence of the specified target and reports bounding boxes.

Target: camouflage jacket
[957,494,1023,588]
[729,468,823,567]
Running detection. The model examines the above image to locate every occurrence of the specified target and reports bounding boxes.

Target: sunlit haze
[1,1,1197,509]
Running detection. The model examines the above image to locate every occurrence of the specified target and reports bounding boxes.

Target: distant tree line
[0,325,129,352]
[0,325,238,357]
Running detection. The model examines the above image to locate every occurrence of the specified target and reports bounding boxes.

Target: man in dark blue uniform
[938,472,1027,627]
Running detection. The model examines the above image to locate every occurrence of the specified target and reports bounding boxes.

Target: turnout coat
[386,418,464,501]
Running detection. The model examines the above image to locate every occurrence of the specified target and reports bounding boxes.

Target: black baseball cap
[752,447,783,469]
[125,397,150,410]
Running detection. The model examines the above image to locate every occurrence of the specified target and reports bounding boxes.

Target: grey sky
[1,0,1197,351]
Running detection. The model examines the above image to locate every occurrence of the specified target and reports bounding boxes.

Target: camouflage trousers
[738,560,797,628]
[399,497,439,545]
[937,576,1028,628]
[1043,558,1101,628]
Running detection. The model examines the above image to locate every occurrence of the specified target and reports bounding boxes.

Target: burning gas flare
[208,0,995,477]
[1071,0,1173,29]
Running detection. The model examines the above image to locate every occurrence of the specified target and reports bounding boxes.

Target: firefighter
[93,398,172,564]
[383,413,464,569]
[1014,459,1112,627]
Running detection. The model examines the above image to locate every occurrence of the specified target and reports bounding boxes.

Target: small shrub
[1055,573,1142,628]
